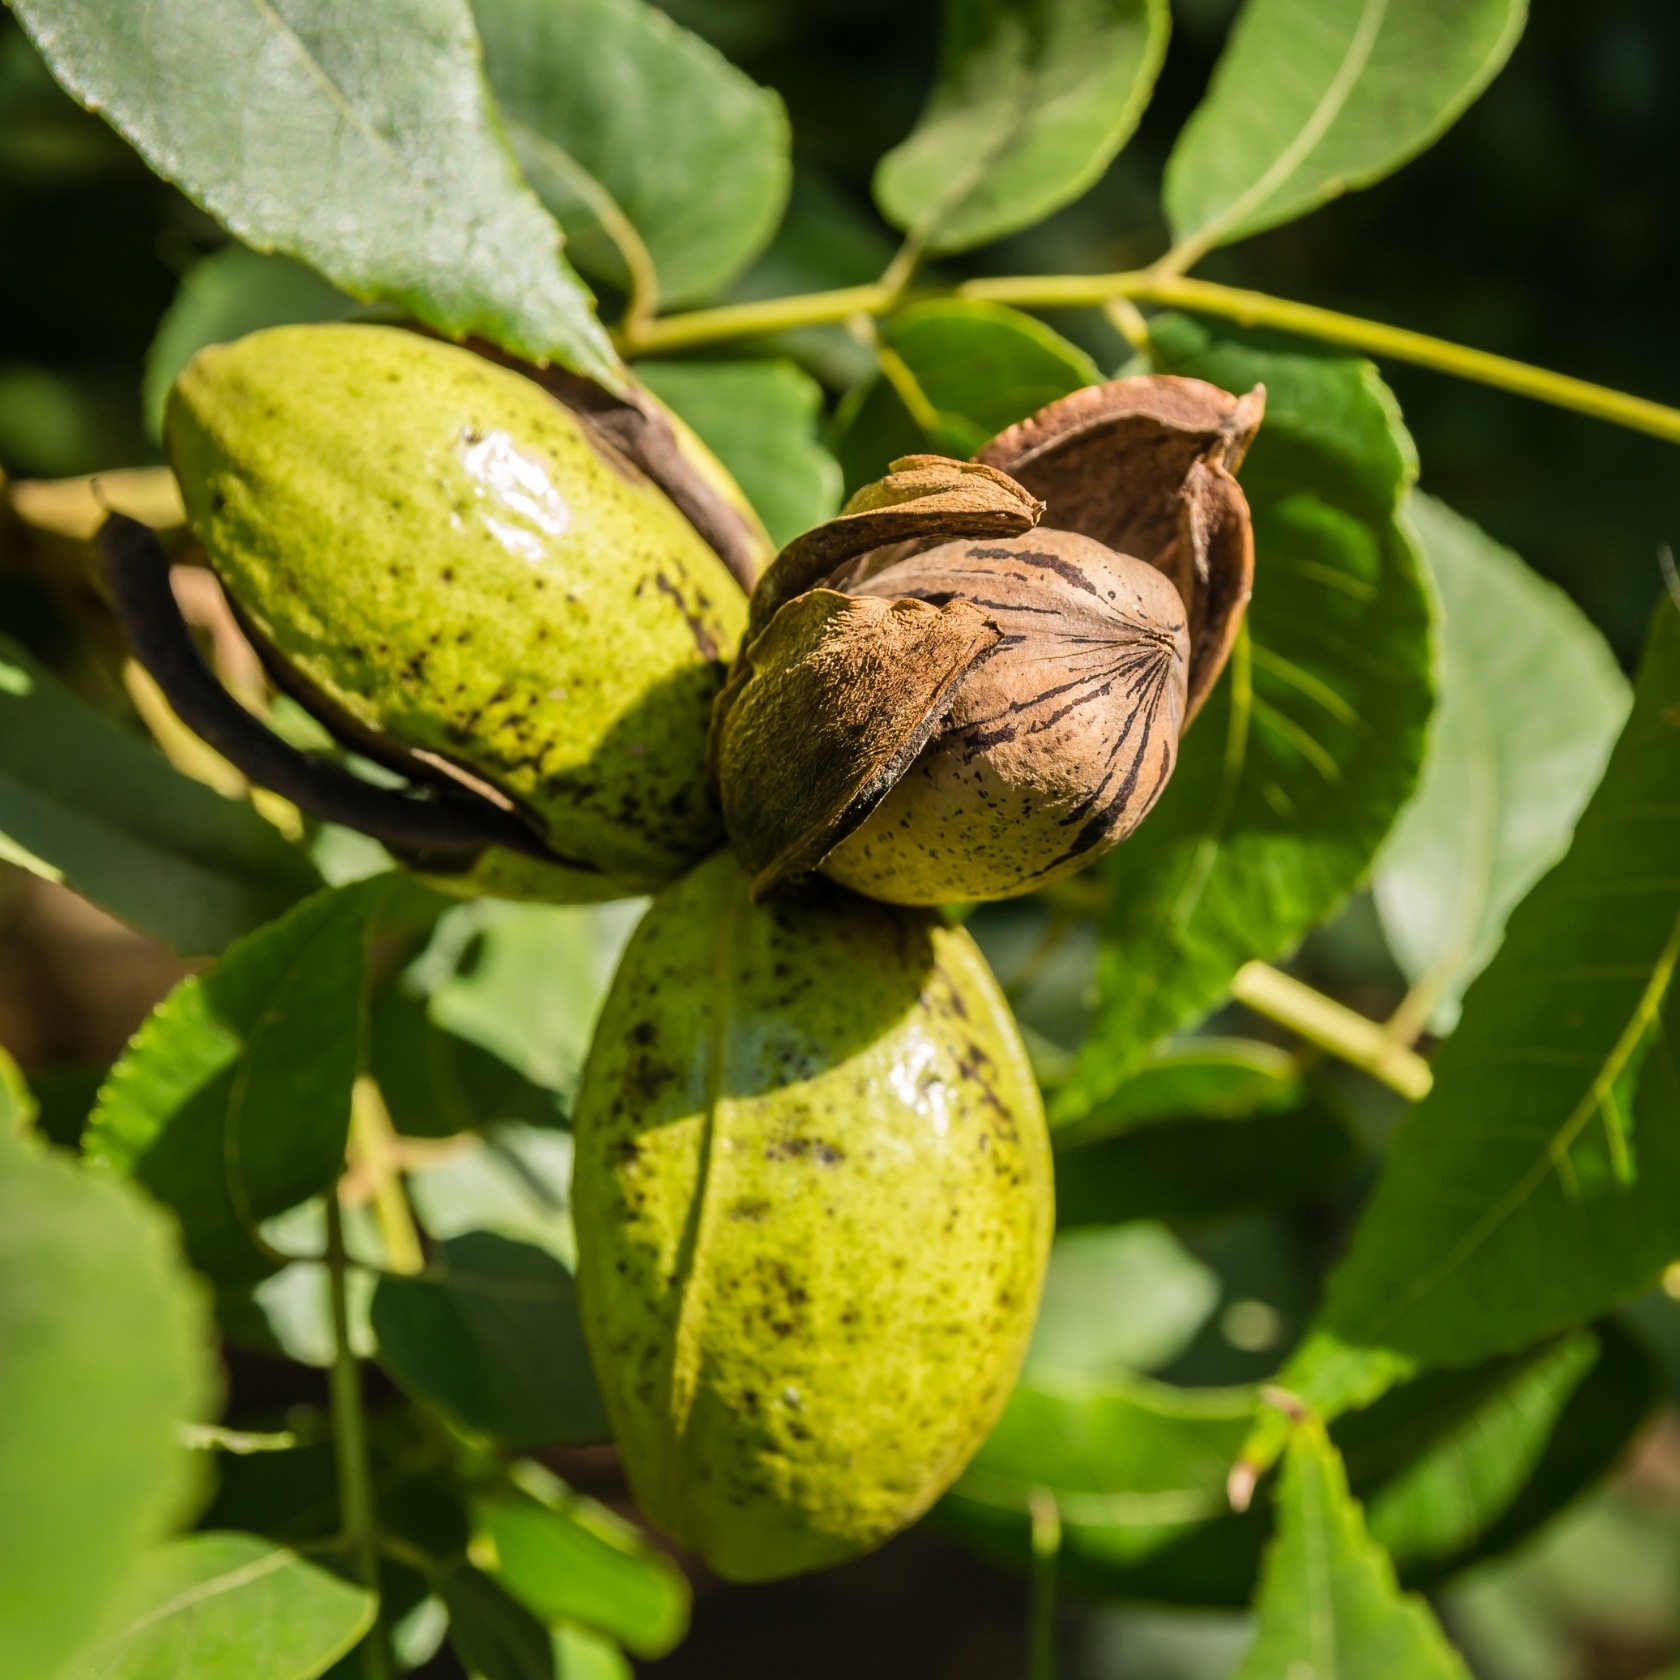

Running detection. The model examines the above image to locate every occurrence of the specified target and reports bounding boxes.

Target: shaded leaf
[10,0,618,384]
[1061,315,1432,1113]
[633,359,841,548]
[1376,493,1629,1032]
[1236,1416,1470,1679]
[73,1532,373,1680]
[0,631,321,956]
[875,0,1170,253]
[1164,0,1527,259]
[370,985,565,1140]
[439,1562,554,1680]
[372,1231,609,1446]
[1050,1036,1302,1147]
[87,879,393,1283]
[832,299,1098,492]
[1054,1097,1364,1227]
[475,0,789,307]
[1027,1224,1221,1379]
[0,1131,210,1680]
[143,244,355,441]
[476,1470,689,1657]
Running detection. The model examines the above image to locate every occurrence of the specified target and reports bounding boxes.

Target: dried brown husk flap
[978,376,1264,722]
[712,589,1002,899]
[743,455,1043,642]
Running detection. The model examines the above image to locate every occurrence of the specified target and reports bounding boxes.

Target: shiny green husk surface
[167,323,747,894]
[572,852,1053,1580]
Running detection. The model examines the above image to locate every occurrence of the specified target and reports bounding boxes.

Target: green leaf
[474,0,789,308]
[438,1562,554,1680]
[1052,1037,1301,1146]
[1376,493,1630,1033]
[875,0,1170,254]
[1236,1416,1471,1680]
[553,1626,631,1680]
[1348,1334,1597,1571]
[632,359,841,548]
[10,0,619,385]
[0,1131,210,1680]
[371,1231,609,1446]
[0,631,321,956]
[72,1532,374,1680]
[1061,315,1433,1113]
[0,1040,35,1132]
[1317,599,1680,1367]
[1163,0,1527,260]
[1054,1098,1365,1227]
[86,879,393,1283]
[832,299,1097,492]
[942,1369,1258,1575]
[143,245,355,442]
[1028,1225,1221,1379]
[476,1470,689,1657]
[370,985,565,1140]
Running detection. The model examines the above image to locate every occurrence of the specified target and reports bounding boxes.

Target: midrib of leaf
[1301,1450,1336,1678]
[1360,902,1680,1343]
[105,1546,294,1640]
[1168,0,1389,270]
[503,115,660,318]
[911,42,1038,246]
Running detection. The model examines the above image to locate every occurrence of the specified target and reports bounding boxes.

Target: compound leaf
[0,1132,210,1680]
[1061,314,1432,1114]
[1376,493,1629,1033]
[86,879,394,1283]
[10,0,619,384]
[876,0,1170,253]
[1164,0,1527,260]
[0,632,321,956]
[72,1532,373,1680]
[1236,1416,1470,1680]
[475,0,788,308]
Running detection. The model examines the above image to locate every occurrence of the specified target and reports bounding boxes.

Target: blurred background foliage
[4,1,1680,1676]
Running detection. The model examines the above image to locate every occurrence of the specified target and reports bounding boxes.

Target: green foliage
[875,0,1169,254]
[0,632,321,956]
[476,1470,690,1656]
[633,358,840,546]
[71,1532,375,1680]
[1237,1416,1471,1680]
[372,1232,609,1446]
[1376,493,1630,1032]
[1164,0,1528,258]
[0,1132,210,1680]
[8,0,619,384]
[475,0,789,308]
[87,880,395,1281]
[1062,315,1433,1112]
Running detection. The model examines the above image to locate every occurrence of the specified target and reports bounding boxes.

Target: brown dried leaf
[744,455,1042,642]
[712,588,1002,898]
[979,376,1263,722]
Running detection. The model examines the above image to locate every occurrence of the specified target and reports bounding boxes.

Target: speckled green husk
[572,852,1053,1581]
[166,323,747,893]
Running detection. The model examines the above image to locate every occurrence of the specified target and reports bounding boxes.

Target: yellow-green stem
[326,1192,391,1680]
[1231,962,1433,1102]
[1028,1488,1062,1680]
[614,283,897,356]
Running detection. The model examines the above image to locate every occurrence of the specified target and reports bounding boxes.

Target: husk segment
[979,376,1263,722]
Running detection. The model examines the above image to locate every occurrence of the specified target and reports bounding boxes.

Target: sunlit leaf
[0,1132,210,1680]
[1376,493,1629,1032]
[876,0,1170,253]
[475,0,789,307]
[1164,0,1527,259]
[72,1533,373,1680]
[10,0,619,383]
